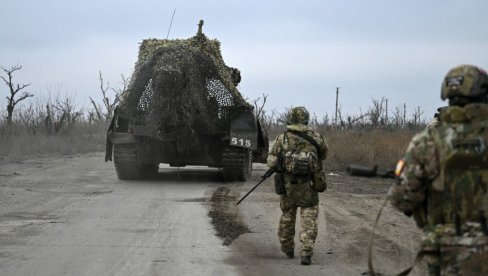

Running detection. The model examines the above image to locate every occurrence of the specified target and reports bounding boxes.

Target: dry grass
[268,127,418,172]
[321,128,416,171]
[1,119,418,171]
[0,123,107,161]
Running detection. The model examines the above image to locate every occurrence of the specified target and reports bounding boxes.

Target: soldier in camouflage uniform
[389,65,488,275]
[267,106,328,265]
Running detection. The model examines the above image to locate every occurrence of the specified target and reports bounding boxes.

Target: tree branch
[14,83,31,94]
[89,96,103,121]
[13,92,34,105]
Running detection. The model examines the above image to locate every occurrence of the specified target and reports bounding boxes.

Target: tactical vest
[427,105,488,232]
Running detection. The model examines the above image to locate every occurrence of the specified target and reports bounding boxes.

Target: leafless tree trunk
[334,87,339,126]
[336,107,345,129]
[309,113,319,130]
[346,114,368,128]
[252,93,268,122]
[410,106,424,127]
[391,105,404,128]
[111,74,129,101]
[45,104,54,134]
[88,97,103,121]
[90,71,125,122]
[403,103,407,127]
[321,113,330,126]
[261,110,275,130]
[367,97,385,127]
[276,107,291,126]
[52,94,84,132]
[1,65,33,125]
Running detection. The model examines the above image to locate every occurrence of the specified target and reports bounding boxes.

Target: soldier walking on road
[267,106,328,265]
[389,65,488,275]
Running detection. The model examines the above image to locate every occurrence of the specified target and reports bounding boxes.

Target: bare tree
[410,106,424,127]
[88,98,104,122]
[252,93,268,122]
[261,109,278,130]
[0,65,33,125]
[276,107,291,126]
[52,93,84,132]
[391,105,405,128]
[45,104,54,133]
[309,113,319,130]
[346,113,368,129]
[367,97,386,127]
[321,113,330,126]
[111,74,129,100]
[89,71,126,122]
[335,105,345,129]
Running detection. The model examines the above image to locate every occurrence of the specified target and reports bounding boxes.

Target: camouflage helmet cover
[287,106,310,125]
[441,64,488,100]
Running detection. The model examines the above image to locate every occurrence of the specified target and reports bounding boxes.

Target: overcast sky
[1,0,488,121]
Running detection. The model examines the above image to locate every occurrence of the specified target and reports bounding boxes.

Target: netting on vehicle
[118,32,251,142]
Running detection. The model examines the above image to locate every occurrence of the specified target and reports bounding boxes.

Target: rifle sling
[286,130,324,160]
[368,196,425,276]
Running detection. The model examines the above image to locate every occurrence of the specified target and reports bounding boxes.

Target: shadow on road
[136,166,227,184]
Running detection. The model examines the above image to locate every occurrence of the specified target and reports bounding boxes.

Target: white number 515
[231,137,251,148]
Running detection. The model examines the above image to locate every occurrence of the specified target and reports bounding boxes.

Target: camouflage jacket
[389,103,488,235]
[267,124,328,207]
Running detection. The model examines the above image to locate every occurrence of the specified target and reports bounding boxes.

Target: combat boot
[301,256,311,265]
[282,247,294,259]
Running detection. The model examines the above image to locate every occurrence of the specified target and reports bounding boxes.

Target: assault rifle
[346,164,395,179]
[236,168,275,205]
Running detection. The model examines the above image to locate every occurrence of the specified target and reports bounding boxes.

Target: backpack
[282,130,322,176]
[428,107,488,233]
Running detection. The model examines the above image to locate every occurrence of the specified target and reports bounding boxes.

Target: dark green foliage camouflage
[441,64,488,100]
[117,32,251,142]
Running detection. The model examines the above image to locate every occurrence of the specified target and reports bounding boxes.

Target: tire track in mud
[208,186,250,246]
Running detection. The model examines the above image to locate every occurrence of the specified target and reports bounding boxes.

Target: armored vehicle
[105,21,268,181]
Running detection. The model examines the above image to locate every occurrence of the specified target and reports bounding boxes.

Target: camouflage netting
[118,32,251,142]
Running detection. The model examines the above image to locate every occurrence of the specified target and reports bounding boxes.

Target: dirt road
[0,153,425,275]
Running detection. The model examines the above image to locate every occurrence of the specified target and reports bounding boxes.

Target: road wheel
[113,144,143,180]
[222,147,252,182]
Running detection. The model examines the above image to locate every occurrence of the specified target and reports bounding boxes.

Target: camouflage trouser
[420,227,488,275]
[278,196,319,257]
[425,255,441,276]
[425,248,488,276]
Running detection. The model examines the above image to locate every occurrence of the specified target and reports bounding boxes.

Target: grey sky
[1,0,488,120]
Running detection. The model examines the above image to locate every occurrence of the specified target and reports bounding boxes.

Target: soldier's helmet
[287,106,310,125]
[441,64,488,100]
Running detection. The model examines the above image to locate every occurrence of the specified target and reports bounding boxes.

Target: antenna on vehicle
[197,19,204,35]
[166,8,176,39]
